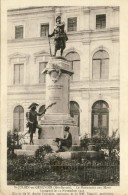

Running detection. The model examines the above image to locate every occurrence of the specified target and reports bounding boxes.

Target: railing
[7,160,119,184]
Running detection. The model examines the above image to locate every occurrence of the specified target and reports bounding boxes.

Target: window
[14,64,24,84]
[70,101,80,135]
[15,25,23,39]
[40,24,49,37]
[67,17,77,32]
[92,50,109,80]
[39,62,47,83]
[13,106,24,132]
[96,14,106,29]
[66,52,80,81]
[92,100,109,137]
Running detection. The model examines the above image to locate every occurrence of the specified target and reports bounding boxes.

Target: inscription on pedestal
[46,73,69,114]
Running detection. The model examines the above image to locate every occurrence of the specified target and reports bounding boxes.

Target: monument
[39,56,79,147]
[15,16,79,155]
[36,15,79,148]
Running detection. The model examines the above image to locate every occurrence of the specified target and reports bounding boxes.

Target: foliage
[7,129,22,147]
[7,130,22,158]
[7,154,119,184]
[80,133,89,150]
[44,153,63,164]
[7,135,119,184]
[35,145,53,160]
[80,129,120,159]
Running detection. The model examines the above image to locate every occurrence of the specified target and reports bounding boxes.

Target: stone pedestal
[39,57,79,145]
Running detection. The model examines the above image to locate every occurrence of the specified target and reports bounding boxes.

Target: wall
[7,6,120,137]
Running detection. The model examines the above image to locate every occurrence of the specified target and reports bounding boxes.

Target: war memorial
[7,8,120,186]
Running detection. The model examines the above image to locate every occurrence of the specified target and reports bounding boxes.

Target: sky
[6,0,50,9]
[5,0,121,10]
[6,0,83,10]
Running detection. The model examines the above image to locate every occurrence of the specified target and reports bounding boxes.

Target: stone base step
[44,151,87,160]
[22,144,39,150]
[45,151,105,160]
[15,143,84,157]
[34,139,56,146]
[15,148,104,159]
[21,144,81,151]
[16,144,59,156]
[71,145,81,151]
[15,149,35,156]
[15,149,88,158]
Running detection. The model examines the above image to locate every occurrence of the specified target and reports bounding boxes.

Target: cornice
[8,37,49,44]
[8,52,30,63]
[9,52,30,59]
[112,6,120,11]
[7,86,119,96]
[8,7,55,17]
[7,26,119,45]
[34,51,49,57]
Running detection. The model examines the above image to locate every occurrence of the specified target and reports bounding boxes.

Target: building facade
[7,6,120,138]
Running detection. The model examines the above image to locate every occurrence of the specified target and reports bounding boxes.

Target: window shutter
[96,14,106,29]
[73,60,80,80]
[92,59,100,80]
[19,64,24,84]
[101,59,109,79]
[101,114,107,128]
[14,64,24,84]
[93,114,99,128]
[66,52,80,81]
[13,106,24,132]
[40,24,49,37]
[15,26,23,39]
[39,62,47,83]
[68,17,77,32]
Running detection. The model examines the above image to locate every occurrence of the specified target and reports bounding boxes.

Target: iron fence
[7,160,119,184]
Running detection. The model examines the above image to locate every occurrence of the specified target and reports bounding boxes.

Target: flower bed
[7,153,119,185]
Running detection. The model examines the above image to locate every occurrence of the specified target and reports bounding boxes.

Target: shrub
[80,130,120,160]
[44,153,63,164]
[7,154,119,184]
[35,145,53,160]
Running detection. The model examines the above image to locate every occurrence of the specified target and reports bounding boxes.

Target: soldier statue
[48,16,68,56]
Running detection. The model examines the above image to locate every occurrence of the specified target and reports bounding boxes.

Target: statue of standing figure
[48,16,68,56]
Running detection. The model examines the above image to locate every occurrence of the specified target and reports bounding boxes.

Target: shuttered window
[92,100,109,137]
[66,52,80,81]
[70,101,80,135]
[15,25,23,39]
[96,14,106,29]
[39,62,47,83]
[40,24,49,37]
[13,106,24,132]
[14,64,24,84]
[92,50,109,80]
[67,17,77,32]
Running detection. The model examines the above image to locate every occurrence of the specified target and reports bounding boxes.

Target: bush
[7,130,22,148]
[7,153,119,184]
[44,153,63,164]
[80,130,120,160]
[35,145,53,160]
[7,130,22,158]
